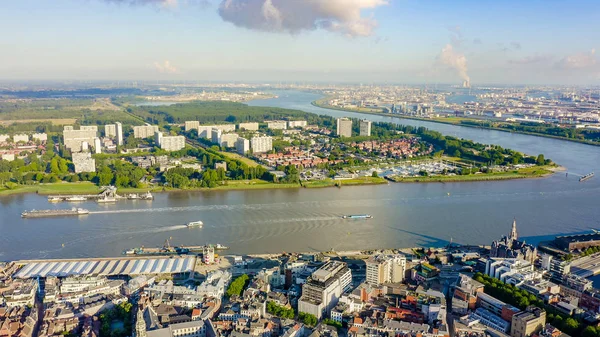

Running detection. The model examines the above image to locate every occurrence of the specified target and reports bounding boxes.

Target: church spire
[509,218,518,241]
[135,306,147,337]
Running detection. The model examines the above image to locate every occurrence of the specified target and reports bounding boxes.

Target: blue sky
[1,0,598,84]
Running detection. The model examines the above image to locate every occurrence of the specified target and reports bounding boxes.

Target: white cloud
[101,0,210,8]
[557,49,597,69]
[154,60,178,73]
[509,54,551,65]
[437,44,469,82]
[217,0,388,37]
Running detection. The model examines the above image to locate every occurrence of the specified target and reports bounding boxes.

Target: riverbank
[311,100,600,147]
[0,177,387,197]
[388,165,561,183]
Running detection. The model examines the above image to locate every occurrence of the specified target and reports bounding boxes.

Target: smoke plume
[217,0,388,37]
[437,44,469,82]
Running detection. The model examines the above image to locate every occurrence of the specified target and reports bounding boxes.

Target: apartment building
[365,255,406,285]
[336,118,352,137]
[298,261,352,319]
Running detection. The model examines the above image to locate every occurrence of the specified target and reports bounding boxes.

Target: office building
[236,137,250,155]
[156,132,185,152]
[251,136,273,153]
[238,122,259,131]
[72,152,96,173]
[485,258,537,284]
[115,122,123,146]
[267,120,287,130]
[133,125,159,139]
[298,261,352,319]
[105,124,117,138]
[365,254,406,285]
[288,120,308,129]
[511,307,546,337]
[359,120,372,137]
[94,138,102,154]
[219,133,239,148]
[540,254,572,281]
[63,126,98,151]
[336,118,352,137]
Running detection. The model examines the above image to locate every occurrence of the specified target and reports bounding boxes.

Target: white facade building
[13,134,29,143]
[336,118,352,137]
[115,122,123,146]
[72,152,96,173]
[359,120,372,137]
[267,121,287,130]
[105,124,117,138]
[63,126,98,151]
[133,125,159,139]
[94,137,102,154]
[235,137,250,155]
[156,132,185,152]
[250,136,273,153]
[32,133,48,142]
[219,133,239,148]
[238,122,259,131]
[288,120,308,129]
[365,254,406,285]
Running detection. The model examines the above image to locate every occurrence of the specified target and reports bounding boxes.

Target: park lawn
[0,182,100,196]
[211,179,299,190]
[390,166,555,183]
[218,151,260,167]
[303,176,387,188]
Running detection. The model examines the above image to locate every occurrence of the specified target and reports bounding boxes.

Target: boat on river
[342,214,372,219]
[22,208,89,218]
[186,221,203,228]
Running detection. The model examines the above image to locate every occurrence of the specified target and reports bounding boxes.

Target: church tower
[135,306,147,337]
[509,218,518,242]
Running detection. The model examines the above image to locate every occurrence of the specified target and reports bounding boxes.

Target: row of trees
[298,312,318,327]
[266,301,295,319]
[226,274,249,298]
[472,273,586,336]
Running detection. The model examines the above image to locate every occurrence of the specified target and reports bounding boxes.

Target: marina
[46,186,153,203]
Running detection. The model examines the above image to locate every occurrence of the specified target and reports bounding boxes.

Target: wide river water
[1,91,599,262]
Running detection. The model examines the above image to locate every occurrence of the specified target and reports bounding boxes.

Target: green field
[303,176,387,188]
[389,166,557,183]
[0,182,101,196]
[219,151,260,167]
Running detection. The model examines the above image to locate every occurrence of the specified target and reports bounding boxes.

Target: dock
[48,186,153,202]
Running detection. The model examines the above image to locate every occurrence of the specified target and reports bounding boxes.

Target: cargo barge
[22,208,89,218]
[580,172,594,182]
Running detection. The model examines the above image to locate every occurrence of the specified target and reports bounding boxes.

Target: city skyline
[1,0,599,84]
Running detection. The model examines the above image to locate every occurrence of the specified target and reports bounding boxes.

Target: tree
[298,313,317,327]
[226,274,249,298]
[371,171,379,178]
[536,154,545,165]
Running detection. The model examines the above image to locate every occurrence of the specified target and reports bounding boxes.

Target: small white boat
[66,196,87,202]
[186,221,203,228]
[48,197,62,203]
[215,244,229,250]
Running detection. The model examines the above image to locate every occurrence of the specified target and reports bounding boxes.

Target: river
[0,91,598,262]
